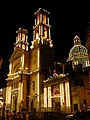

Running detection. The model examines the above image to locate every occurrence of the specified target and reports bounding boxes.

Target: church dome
[68,44,88,60]
[67,35,89,68]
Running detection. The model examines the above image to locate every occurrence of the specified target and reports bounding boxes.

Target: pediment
[9,48,23,62]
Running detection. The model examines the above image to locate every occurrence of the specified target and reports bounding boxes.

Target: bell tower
[30,8,53,49]
[6,28,30,112]
[29,8,54,111]
[15,28,29,51]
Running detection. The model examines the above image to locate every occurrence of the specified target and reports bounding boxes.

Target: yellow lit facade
[29,8,54,112]
[5,8,90,115]
[5,8,54,113]
[6,87,12,105]
[60,83,64,110]
[44,87,47,108]
[44,76,71,113]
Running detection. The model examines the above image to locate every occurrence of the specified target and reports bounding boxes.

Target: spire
[74,34,81,46]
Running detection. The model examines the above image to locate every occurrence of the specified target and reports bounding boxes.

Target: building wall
[44,77,71,113]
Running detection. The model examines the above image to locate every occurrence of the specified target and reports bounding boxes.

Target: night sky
[0,1,90,88]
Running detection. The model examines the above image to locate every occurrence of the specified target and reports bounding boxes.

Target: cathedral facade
[5,8,54,113]
[5,8,90,114]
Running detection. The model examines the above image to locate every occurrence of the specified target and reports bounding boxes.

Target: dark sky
[0,1,90,88]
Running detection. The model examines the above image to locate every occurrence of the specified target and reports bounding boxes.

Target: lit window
[44,27,47,38]
[18,34,20,39]
[22,44,25,50]
[22,33,25,41]
[37,15,40,24]
[43,15,46,24]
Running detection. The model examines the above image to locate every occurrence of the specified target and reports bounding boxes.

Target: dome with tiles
[67,35,89,67]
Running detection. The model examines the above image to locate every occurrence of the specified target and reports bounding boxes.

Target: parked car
[65,110,90,120]
[65,113,74,120]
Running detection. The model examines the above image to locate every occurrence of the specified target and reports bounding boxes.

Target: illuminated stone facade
[5,8,90,114]
[6,28,30,112]
[29,8,54,112]
[44,75,71,113]
[43,29,90,113]
[6,8,54,112]
[43,65,90,113]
